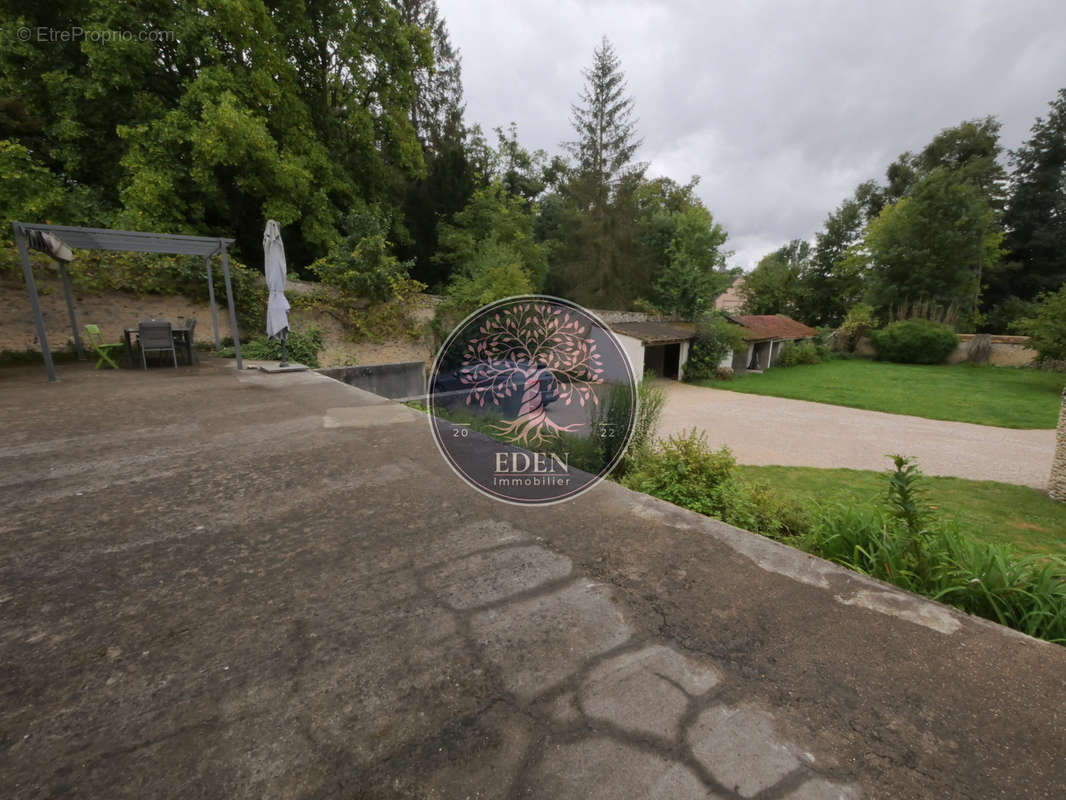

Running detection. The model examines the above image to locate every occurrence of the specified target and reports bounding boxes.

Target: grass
[697,359,1065,429]
[738,464,1066,557]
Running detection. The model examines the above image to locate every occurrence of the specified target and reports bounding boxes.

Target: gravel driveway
[657,381,1056,489]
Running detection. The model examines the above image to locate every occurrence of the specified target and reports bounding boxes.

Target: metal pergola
[12,222,244,382]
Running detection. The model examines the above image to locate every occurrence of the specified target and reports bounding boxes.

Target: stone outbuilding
[609,321,696,381]
[609,314,818,379]
[725,314,818,372]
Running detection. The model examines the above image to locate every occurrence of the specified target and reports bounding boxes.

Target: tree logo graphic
[428,296,637,505]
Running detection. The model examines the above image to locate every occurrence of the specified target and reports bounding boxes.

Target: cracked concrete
[2,361,1065,799]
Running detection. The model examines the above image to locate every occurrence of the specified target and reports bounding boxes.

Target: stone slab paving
[657,380,1055,488]
[1,361,1065,799]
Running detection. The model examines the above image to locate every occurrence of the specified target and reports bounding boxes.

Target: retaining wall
[318,361,425,399]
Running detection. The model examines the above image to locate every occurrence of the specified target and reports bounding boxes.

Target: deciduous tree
[865,168,1002,320]
[743,240,812,319]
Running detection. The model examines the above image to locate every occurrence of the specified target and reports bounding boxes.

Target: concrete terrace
[2,360,1064,799]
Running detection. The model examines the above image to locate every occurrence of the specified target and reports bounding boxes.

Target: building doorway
[645,343,682,379]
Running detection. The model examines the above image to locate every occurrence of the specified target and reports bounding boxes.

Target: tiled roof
[728,314,817,341]
[610,321,696,344]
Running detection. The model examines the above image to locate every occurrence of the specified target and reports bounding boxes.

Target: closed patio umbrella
[263,219,291,366]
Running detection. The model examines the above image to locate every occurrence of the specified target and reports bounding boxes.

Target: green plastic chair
[84,324,122,370]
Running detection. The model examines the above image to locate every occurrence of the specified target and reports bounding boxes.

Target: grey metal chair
[138,320,177,369]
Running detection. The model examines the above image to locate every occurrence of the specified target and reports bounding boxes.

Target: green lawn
[738,464,1066,557]
[698,359,1064,428]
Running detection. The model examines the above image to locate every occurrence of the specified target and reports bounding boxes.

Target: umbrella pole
[280,338,288,368]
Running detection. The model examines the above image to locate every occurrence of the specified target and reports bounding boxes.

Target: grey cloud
[440,0,1066,269]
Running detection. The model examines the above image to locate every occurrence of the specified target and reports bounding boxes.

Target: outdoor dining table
[123,324,196,368]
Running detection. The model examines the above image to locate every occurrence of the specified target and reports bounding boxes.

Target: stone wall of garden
[851,334,1036,366]
[1051,388,1066,502]
[947,334,1036,367]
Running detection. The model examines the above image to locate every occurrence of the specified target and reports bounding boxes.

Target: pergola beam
[220,246,243,370]
[204,255,222,350]
[57,262,85,361]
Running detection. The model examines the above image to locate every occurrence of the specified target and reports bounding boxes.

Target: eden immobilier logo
[428,296,638,505]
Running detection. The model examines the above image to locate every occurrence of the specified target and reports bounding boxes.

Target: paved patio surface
[658,381,1056,488]
[2,361,1065,799]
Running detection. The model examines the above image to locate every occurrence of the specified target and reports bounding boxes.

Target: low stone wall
[587,309,658,324]
[1051,388,1066,502]
[947,334,1036,367]
[318,361,425,400]
[852,334,1036,367]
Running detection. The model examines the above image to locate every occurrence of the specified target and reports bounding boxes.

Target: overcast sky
[437,0,1066,270]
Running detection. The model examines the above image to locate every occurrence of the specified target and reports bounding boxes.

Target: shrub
[966,333,992,364]
[1013,284,1066,363]
[714,366,734,381]
[218,326,324,368]
[775,340,820,367]
[310,233,415,302]
[813,326,838,360]
[684,313,747,381]
[593,374,665,477]
[802,456,1066,645]
[838,303,877,352]
[631,373,666,460]
[624,429,738,517]
[887,299,962,328]
[870,319,959,364]
[308,207,416,303]
[431,239,535,347]
[623,428,808,537]
[293,277,425,344]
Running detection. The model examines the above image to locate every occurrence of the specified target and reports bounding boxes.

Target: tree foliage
[0,0,434,265]
[996,88,1066,307]
[435,180,548,290]
[864,168,1003,320]
[395,0,475,287]
[551,37,647,306]
[684,314,747,381]
[742,240,812,318]
[795,116,1015,329]
[1014,284,1066,362]
[806,187,875,325]
[564,36,643,204]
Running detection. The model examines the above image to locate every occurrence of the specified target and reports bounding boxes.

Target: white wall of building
[615,333,646,380]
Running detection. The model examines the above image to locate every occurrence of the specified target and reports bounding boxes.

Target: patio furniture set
[84,320,198,370]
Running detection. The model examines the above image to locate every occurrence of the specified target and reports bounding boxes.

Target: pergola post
[13,223,57,382]
[220,245,243,369]
[57,261,85,361]
[204,255,222,350]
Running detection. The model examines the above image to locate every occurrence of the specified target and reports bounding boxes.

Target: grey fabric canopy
[12,221,244,382]
[263,220,289,342]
